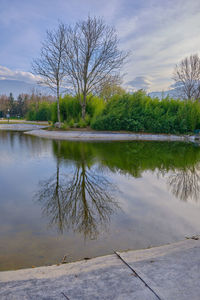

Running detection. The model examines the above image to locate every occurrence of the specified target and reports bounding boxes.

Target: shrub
[52,95,81,123]
[78,118,87,128]
[26,102,52,121]
[68,118,75,127]
[61,121,69,130]
[91,91,200,134]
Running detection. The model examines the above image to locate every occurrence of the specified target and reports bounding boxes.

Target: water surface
[0,131,200,271]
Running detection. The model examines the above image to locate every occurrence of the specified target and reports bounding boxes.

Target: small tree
[32,23,67,127]
[98,75,126,101]
[173,54,200,100]
[64,16,128,119]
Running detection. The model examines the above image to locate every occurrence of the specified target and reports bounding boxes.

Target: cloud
[0,0,200,92]
[117,0,200,91]
[0,66,39,83]
[126,76,152,91]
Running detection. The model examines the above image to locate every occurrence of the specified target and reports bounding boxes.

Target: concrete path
[0,238,199,299]
[25,129,196,142]
[0,119,49,125]
[0,124,48,131]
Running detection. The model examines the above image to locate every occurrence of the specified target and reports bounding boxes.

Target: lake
[0,131,200,271]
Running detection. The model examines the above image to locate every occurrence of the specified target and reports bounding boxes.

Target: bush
[26,102,52,121]
[78,118,87,128]
[61,121,69,130]
[52,95,81,123]
[91,91,200,134]
[68,118,75,127]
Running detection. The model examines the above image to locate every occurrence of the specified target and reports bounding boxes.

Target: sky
[0,0,200,92]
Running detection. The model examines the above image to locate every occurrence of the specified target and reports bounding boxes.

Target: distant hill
[0,79,51,98]
[0,79,179,100]
[149,89,178,99]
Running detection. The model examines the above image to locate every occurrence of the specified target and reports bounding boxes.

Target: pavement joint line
[61,292,70,299]
[113,250,163,300]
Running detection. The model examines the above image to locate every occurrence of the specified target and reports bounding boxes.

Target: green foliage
[51,95,81,123]
[68,118,75,127]
[61,121,69,130]
[27,94,105,128]
[26,102,52,121]
[100,84,126,101]
[91,91,200,134]
[86,95,106,117]
[26,90,200,134]
[78,118,87,128]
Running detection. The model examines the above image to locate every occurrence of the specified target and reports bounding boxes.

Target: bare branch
[32,23,68,126]
[64,16,129,118]
[173,54,200,100]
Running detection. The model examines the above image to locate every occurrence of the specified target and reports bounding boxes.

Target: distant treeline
[0,92,55,119]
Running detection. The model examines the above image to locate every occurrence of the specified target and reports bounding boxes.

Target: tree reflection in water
[36,140,200,237]
[167,165,200,202]
[36,142,119,239]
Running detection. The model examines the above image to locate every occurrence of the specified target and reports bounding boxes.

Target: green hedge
[26,102,52,121]
[27,94,105,125]
[26,91,200,134]
[91,91,200,134]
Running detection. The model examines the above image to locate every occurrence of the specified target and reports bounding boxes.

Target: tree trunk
[81,93,86,120]
[56,142,63,232]
[57,86,61,128]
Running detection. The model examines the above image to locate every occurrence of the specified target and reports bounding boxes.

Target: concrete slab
[0,254,157,300]
[120,238,200,300]
[0,124,48,131]
[0,238,199,299]
[25,129,195,142]
[0,120,49,124]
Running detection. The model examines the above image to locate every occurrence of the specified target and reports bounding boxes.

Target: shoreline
[0,237,199,299]
[0,124,198,142]
[25,129,197,142]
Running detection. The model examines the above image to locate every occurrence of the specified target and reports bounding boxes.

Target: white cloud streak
[0,66,39,83]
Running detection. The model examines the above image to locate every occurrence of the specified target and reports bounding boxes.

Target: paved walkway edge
[0,238,198,281]
[0,238,200,300]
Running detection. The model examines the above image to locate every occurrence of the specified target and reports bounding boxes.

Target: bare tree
[64,16,128,119]
[32,23,67,127]
[173,54,200,100]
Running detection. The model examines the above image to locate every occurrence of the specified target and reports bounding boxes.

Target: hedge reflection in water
[36,140,200,238]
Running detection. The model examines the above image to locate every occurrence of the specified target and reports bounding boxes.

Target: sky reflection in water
[0,131,200,270]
